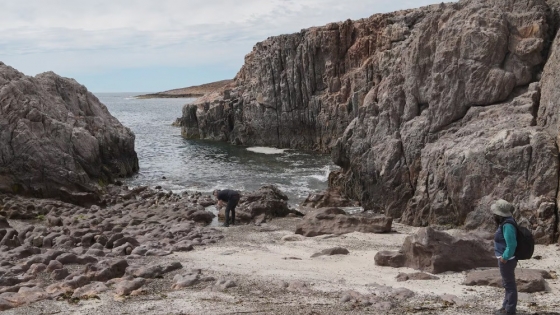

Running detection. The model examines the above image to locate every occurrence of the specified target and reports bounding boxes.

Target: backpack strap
[500,217,517,236]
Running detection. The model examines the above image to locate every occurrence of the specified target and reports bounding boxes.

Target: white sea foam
[246,147,288,154]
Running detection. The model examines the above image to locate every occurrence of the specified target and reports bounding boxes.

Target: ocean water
[95,93,337,206]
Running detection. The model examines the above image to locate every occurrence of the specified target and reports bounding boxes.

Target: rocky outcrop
[181,0,560,243]
[374,227,496,274]
[0,63,138,203]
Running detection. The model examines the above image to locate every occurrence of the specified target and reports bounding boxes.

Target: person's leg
[499,259,517,314]
[224,203,231,226]
[227,196,239,225]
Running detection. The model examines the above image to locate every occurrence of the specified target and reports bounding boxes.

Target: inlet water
[95,93,337,206]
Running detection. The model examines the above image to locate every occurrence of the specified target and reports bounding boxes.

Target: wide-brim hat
[491,199,514,217]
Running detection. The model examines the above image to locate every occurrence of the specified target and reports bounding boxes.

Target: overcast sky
[0,0,446,93]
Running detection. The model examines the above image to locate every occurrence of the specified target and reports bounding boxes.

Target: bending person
[213,189,241,227]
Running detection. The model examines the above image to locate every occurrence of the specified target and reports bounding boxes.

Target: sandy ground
[5,217,560,315]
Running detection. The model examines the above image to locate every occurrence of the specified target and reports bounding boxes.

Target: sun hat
[490,199,514,217]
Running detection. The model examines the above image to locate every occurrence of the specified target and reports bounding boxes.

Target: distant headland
[135,79,233,99]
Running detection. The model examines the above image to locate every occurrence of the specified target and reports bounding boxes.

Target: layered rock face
[0,63,138,202]
[182,0,560,243]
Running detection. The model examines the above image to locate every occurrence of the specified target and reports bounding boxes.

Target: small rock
[311,247,349,257]
[114,278,145,296]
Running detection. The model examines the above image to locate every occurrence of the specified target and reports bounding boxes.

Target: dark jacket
[217,189,240,202]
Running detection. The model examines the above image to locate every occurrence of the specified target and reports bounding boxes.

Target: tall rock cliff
[0,63,138,203]
[181,0,560,243]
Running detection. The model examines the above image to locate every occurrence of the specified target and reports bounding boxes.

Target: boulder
[72,282,109,298]
[114,278,145,296]
[89,259,128,282]
[0,62,139,204]
[295,207,392,237]
[375,227,496,274]
[0,287,48,310]
[230,185,292,223]
[463,269,552,293]
[172,270,201,289]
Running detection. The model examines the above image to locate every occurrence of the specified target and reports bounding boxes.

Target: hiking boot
[222,223,229,227]
[494,308,515,315]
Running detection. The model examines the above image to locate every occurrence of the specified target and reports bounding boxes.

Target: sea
[94,93,338,206]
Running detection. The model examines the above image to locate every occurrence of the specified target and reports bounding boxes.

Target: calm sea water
[95,93,337,206]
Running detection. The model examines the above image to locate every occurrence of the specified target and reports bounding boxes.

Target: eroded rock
[295,207,392,237]
[375,227,496,273]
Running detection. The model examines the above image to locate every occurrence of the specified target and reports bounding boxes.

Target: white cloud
[0,0,450,90]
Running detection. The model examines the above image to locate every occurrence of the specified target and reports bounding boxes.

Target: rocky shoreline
[1,191,559,314]
[0,184,305,312]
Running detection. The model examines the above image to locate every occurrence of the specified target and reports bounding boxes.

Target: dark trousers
[225,194,240,224]
[499,259,517,314]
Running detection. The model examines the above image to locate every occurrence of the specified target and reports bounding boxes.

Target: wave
[246,147,289,154]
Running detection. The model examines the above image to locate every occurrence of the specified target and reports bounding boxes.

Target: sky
[0,0,446,93]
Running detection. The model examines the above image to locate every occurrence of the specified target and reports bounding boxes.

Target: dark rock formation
[375,227,496,274]
[295,207,392,237]
[179,0,560,243]
[0,63,138,204]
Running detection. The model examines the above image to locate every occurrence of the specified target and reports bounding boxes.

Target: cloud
[0,0,451,91]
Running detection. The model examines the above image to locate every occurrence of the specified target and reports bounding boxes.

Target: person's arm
[501,223,517,262]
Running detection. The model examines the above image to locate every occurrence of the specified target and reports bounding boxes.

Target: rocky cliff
[0,63,138,203]
[181,0,560,243]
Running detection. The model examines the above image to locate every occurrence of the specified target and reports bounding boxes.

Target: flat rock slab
[396,272,440,282]
[463,269,552,293]
[311,247,350,258]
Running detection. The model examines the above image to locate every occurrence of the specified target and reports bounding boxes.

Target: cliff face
[182,0,560,243]
[0,63,138,203]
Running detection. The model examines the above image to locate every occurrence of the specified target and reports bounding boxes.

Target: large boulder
[295,207,392,237]
[0,63,138,204]
[218,185,293,223]
[375,227,496,274]
[463,269,552,293]
[179,0,560,244]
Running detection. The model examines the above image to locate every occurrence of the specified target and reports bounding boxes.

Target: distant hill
[135,79,233,99]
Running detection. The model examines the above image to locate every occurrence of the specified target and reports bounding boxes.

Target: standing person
[213,189,240,227]
[491,199,518,315]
